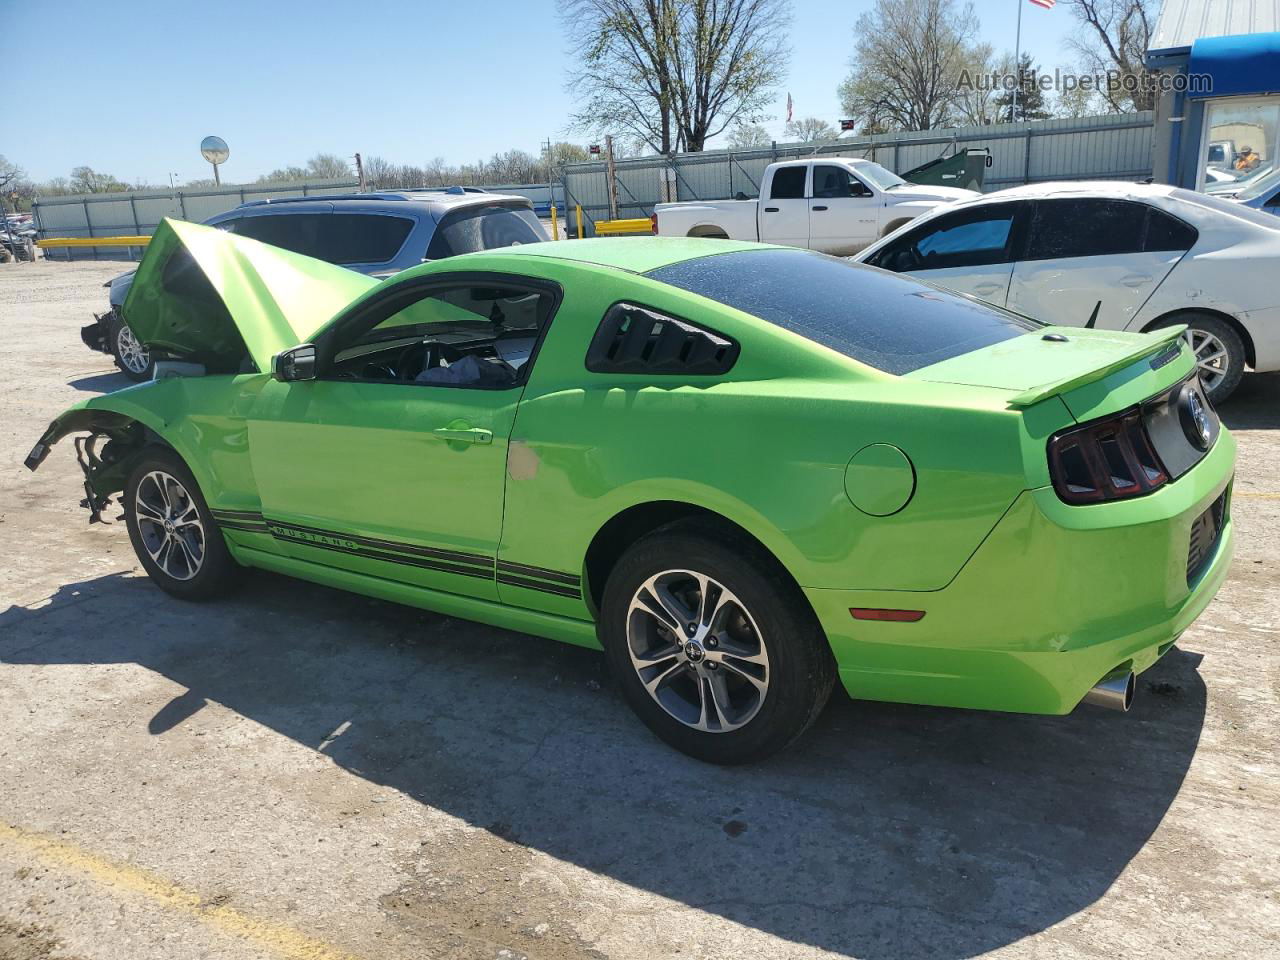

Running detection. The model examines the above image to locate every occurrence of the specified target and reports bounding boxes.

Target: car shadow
[1,572,1206,959]
[1220,371,1280,430]
[67,371,133,393]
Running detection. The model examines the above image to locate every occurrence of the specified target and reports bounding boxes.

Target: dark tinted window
[233,213,414,264]
[1025,199,1146,259]
[812,165,870,199]
[425,204,547,259]
[648,249,1037,375]
[586,303,738,375]
[768,166,807,200]
[871,206,1019,272]
[1144,208,1198,251]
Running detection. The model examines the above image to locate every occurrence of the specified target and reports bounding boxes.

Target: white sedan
[854,181,1280,401]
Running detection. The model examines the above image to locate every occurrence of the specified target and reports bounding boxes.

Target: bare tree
[306,153,353,179]
[951,42,999,126]
[838,0,977,132]
[562,0,790,153]
[1063,0,1155,112]
[785,116,838,143]
[727,122,773,148]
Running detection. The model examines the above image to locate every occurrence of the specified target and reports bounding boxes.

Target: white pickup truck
[653,157,977,256]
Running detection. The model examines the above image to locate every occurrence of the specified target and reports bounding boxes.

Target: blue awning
[1188,32,1280,98]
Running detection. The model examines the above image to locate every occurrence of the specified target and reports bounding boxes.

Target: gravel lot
[1,258,1278,960]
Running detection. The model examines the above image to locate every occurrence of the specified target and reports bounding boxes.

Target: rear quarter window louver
[586,302,739,376]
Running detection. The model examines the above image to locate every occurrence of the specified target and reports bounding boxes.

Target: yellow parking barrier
[593,218,652,237]
[550,203,559,239]
[576,204,584,240]
[38,236,151,248]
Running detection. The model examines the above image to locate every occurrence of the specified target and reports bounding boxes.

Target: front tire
[109,311,153,382]
[600,524,836,764]
[1152,314,1245,403]
[124,449,238,601]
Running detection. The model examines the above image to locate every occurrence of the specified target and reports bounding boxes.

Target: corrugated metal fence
[33,178,359,259]
[561,112,1154,232]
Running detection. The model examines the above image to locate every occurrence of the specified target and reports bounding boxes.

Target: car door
[864,202,1026,305]
[1007,199,1189,329]
[808,164,880,255]
[757,165,810,248]
[246,274,559,601]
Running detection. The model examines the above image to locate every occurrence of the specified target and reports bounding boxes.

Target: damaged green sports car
[27,218,1236,763]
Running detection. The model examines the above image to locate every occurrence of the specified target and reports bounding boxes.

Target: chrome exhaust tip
[1083,669,1136,712]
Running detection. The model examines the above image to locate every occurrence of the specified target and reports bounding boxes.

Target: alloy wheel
[134,471,205,581]
[116,323,150,375]
[1184,327,1229,393]
[625,569,770,733]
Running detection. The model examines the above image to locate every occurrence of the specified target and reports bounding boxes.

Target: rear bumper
[807,430,1236,714]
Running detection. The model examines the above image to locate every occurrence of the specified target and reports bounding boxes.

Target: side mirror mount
[850,181,873,198]
[273,344,317,382]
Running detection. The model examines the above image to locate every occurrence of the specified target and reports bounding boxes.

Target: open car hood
[123,218,379,372]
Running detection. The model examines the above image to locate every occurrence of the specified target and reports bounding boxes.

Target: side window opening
[768,167,807,201]
[869,207,1018,272]
[586,303,739,376]
[1143,207,1198,252]
[1025,199,1147,260]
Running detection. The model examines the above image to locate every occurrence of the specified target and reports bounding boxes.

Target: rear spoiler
[1007,325,1187,408]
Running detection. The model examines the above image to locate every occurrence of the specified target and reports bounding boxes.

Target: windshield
[857,162,908,190]
[647,248,1038,375]
[1236,166,1280,202]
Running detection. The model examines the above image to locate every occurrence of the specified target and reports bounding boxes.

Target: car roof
[228,189,533,215]
[769,156,878,169]
[487,236,775,273]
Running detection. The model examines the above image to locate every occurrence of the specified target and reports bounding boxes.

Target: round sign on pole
[200,136,229,166]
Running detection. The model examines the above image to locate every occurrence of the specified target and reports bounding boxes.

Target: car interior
[328,285,553,387]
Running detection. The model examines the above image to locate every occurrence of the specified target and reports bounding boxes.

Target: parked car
[1206,139,1237,169]
[1225,166,1280,216]
[82,189,549,381]
[28,221,1234,762]
[1205,162,1274,196]
[652,158,976,255]
[855,181,1280,402]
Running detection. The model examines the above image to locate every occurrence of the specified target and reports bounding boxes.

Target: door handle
[433,425,492,444]
[1120,274,1152,287]
[811,205,828,211]
[763,206,779,213]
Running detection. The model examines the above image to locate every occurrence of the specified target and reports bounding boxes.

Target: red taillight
[850,608,926,622]
[1048,408,1168,505]
[650,214,658,235]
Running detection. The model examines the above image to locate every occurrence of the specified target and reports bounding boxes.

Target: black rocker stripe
[218,520,269,533]
[279,535,495,581]
[497,573,583,599]
[496,560,581,587]
[212,509,265,521]
[265,520,492,570]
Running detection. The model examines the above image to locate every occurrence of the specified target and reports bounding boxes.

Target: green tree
[306,153,352,179]
[727,122,773,148]
[993,54,1053,122]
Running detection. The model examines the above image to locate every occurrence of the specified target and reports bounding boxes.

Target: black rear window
[425,204,548,259]
[647,249,1038,375]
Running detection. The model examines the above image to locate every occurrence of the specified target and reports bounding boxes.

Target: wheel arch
[686,224,731,239]
[582,500,811,617]
[1141,307,1256,369]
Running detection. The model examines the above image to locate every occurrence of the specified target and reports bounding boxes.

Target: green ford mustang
[27,218,1235,763]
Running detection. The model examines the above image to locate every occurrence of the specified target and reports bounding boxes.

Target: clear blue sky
[8,0,1077,184]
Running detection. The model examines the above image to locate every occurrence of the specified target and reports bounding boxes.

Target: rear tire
[1151,313,1245,404]
[124,449,239,601]
[109,311,153,382]
[599,523,836,764]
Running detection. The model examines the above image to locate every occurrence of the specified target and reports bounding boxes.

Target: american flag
[1029,0,1055,8]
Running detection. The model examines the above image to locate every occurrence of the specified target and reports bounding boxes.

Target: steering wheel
[396,339,462,381]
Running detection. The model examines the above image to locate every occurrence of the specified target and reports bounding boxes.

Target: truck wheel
[109,312,153,382]
[599,522,836,764]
